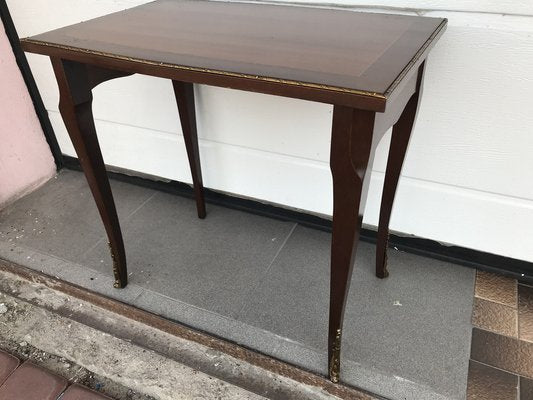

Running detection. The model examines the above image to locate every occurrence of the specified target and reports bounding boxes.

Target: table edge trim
[384,18,447,97]
[20,38,387,100]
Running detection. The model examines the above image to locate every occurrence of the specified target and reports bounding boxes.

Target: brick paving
[0,350,110,400]
[0,351,18,386]
[61,384,112,400]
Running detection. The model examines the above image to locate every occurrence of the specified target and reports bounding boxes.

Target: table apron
[22,41,388,112]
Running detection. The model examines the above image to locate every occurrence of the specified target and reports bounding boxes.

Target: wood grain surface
[21,0,445,95]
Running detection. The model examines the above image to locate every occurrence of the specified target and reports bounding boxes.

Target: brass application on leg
[329,328,342,383]
[383,236,390,277]
[107,242,121,288]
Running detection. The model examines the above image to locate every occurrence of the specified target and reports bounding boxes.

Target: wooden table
[21,0,446,383]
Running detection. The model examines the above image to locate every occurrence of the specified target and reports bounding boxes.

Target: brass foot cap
[113,280,127,289]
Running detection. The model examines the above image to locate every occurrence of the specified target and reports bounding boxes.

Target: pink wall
[0,19,55,208]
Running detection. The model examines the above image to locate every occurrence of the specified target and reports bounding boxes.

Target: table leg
[172,81,206,219]
[376,62,426,279]
[51,58,128,288]
[329,106,377,383]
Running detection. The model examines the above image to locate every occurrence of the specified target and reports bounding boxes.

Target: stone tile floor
[0,350,110,400]
[0,169,477,400]
[466,271,533,400]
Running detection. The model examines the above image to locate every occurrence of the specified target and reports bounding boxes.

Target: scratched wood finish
[50,58,130,288]
[20,0,446,383]
[329,106,383,382]
[21,0,446,112]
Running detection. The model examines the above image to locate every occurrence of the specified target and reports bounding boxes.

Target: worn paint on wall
[7,0,533,261]
[0,19,55,207]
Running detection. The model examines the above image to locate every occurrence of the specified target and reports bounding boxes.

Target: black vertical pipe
[0,0,63,169]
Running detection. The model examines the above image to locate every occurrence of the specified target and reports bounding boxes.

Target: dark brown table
[20,0,446,383]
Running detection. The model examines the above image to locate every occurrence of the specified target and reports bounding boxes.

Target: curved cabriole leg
[172,81,206,219]
[51,58,128,288]
[328,106,376,383]
[376,62,426,279]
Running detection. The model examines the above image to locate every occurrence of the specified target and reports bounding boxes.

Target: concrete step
[0,259,377,400]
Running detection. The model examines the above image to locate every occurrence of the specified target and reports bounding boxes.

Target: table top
[21,0,446,105]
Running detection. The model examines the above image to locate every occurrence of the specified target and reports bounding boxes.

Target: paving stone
[475,270,517,308]
[521,376,533,400]
[470,327,533,378]
[80,191,295,316]
[0,361,67,400]
[470,327,518,374]
[466,360,518,400]
[519,284,533,343]
[0,170,155,262]
[239,225,474,399]
[472,297,518,337]
[0,350,19,386]
[0,170,477,400]
[61,384,112,400]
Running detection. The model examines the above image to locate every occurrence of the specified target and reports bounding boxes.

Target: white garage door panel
[401,15,533,200]
[49,109,533,262]
[367,174,533,262]
[285,0,533,16]
[9,0,533,261]
[195,88,334,163]
[93,82,335,164]
[7,0,151,37]
[48,110,336,214]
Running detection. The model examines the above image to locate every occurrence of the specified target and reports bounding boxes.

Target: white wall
[7,0,533,262]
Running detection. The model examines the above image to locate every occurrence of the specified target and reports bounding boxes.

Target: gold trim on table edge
[20,38,386,100]
[384,18,447,97]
